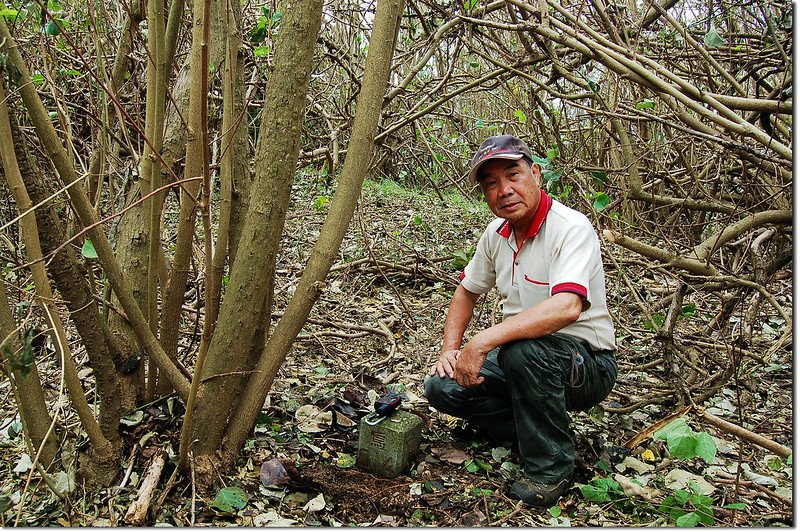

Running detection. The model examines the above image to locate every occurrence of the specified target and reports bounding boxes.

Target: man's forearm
[441,285,480,351]
[472,292,583,352]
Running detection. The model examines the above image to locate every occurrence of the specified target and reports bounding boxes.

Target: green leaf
[254,45,270,57]
[464,460,479,473]
[451,246,474,269]
[592,192,610,211]
[531,155,551,168]
[81,239,98,259]
[543,168,562,183]
[491,446,510,462]
[44,19,62,35]
[0,8,19,21]
[696,507,714,525]
[681,303,696,317]
[513,109,527,123]
[666,432,698,459]
[473,457,492,471]
[580,484,611,502]
[210,486,248,513]
[595,459,612,473]
[636,99,656,110]
[644,312,665,331]
[0,494,11,513]
[658,495,676,512]
[335,452,356,469]
[724,502,747,510]
[548,505,561,517]
[693,432,717,463]
[546,146,559,160]
[463,0,478,10]
[250,19,268,42]
[590,171,608,184]
[676,511,701,527]
[703,27,725,48]
[474,118,486,128]
[31,72,45,85]
[313,195,330,211]
[674,489,691,505]
[580,477,619,502]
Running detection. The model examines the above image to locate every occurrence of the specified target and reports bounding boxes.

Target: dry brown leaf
[432,447,471,464]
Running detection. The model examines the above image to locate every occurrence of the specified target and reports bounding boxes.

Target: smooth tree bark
[223,0,407,460]
[177,0,213,468]
[186,0,325,477]
[0,275,57,468]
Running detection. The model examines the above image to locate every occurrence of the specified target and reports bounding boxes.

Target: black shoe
[509,476,571,507]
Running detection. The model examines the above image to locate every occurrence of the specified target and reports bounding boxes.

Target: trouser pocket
[563,345,617,412]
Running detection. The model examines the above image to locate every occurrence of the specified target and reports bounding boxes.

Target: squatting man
[424,135,617,507]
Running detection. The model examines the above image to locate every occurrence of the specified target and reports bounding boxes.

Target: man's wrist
[441,343,460,353]
[471,330,495,353]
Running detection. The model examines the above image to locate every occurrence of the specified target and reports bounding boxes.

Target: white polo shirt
[461,192,616,351]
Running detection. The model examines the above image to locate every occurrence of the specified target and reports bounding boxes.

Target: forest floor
[0,176,793,526]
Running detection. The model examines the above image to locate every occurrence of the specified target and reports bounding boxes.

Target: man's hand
[430,349,460,379]
[453,334,492,388]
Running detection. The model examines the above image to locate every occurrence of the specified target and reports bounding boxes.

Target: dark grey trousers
[424,333,617,483]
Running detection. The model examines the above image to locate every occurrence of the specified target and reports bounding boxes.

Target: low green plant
[464,457,492,474]
[653,418,717,463]
[658,482,715,526]
[580,476,623,503]
[451,246,475,270]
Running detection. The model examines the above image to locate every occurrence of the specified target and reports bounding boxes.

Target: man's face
[477,158,542,228]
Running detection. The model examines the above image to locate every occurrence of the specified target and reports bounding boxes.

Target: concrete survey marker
[357,411,423,478]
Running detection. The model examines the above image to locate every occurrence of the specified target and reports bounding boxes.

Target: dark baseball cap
[467,135,532,182]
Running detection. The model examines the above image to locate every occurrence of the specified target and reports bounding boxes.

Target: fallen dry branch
[715,477,792,507]
[124,450,167,525]
[695,407,792,459]
[603,230,717,276]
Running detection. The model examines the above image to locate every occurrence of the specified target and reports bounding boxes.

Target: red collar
[496,191,552,240]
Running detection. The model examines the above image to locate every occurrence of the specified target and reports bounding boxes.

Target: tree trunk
[223,0,407,460]
[8,118,122,443]
[0,84,119,484]
[0,282,57,467]
[0,18,191,402]
[187,0,325,476]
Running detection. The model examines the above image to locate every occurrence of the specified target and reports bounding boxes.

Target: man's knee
[424,375,449,410]
[424,375,465,415]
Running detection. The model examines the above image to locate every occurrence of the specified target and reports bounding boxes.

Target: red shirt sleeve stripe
[552,282,587,298]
